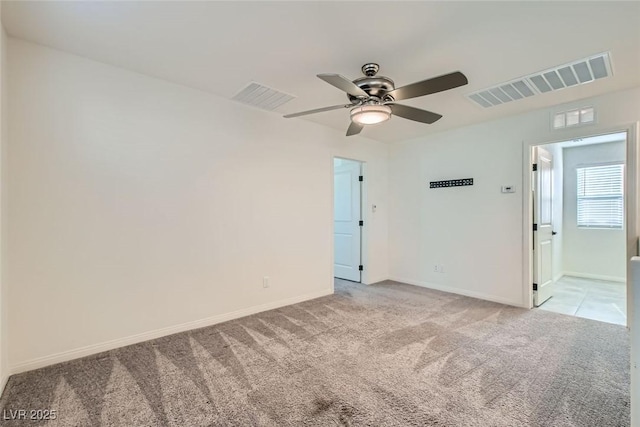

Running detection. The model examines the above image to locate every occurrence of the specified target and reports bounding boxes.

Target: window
[553,107,595,129]
[577,163,624,229]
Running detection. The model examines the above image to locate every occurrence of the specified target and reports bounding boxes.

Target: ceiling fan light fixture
[284,65,468,136]
[350,105,392,125]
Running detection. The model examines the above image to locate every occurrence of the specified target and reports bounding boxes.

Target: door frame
[331,156,367,292]
[522,122,639,328]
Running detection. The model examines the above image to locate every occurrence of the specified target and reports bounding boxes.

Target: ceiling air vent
[232,82,295,111]
[467,52,612,108]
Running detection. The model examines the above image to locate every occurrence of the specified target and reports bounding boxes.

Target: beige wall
[6,39,389,371]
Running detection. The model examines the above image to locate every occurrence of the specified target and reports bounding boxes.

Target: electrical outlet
[263,276,269,288]
[434,265,439,272]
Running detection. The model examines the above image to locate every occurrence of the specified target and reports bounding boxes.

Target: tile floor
[537,276,626,325]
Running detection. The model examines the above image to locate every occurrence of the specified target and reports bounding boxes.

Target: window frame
[576,161,624,230]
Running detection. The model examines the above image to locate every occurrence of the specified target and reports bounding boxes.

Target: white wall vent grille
[232,82,296,111]
[467,52,612,108]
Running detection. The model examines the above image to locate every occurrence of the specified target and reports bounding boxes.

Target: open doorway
[333,157,363,283]
[531,131,627,325]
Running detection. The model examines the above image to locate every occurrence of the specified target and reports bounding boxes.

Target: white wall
[389,86,640,307]
[562,141,626,281]
[0,4,8,394]
[6,39,389,371]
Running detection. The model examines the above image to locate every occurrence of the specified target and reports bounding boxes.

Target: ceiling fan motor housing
[349,76,395,102]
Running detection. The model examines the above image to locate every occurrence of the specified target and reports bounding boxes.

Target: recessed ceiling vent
[232,82,295,111]
[467,52,612,108]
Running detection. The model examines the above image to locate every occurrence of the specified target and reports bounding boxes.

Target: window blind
[577,164,624,229]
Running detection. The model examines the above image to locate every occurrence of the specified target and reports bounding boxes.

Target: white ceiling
[3,1,639,143]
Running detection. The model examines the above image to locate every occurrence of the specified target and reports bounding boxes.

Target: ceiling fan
[283,63,468,136]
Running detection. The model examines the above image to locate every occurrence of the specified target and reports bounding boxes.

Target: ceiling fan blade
[389,104,443,124]
[283,103,352,118]
[318,74,368,98]
[387,71,468,101]
[346,122,363,136]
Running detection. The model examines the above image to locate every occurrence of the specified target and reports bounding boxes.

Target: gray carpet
[0,279,630,426]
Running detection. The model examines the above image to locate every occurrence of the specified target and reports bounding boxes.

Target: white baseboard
[563,271,626,283]
[388,276,525,308]
[9,288,333,376]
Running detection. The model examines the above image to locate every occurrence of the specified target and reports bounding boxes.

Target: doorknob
[552,231,557,235]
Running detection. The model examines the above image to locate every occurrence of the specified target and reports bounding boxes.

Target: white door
[334,158,361,282]
[533,146,554,306]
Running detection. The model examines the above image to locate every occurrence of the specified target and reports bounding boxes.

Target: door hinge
[358,265,363,271]
[533,283,538,291]
[359,220,363,226]
[532,163,538,171]
[359,175,363,182]
[533,223,538,231]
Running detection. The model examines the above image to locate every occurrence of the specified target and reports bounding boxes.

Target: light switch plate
[501,185,516,193]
